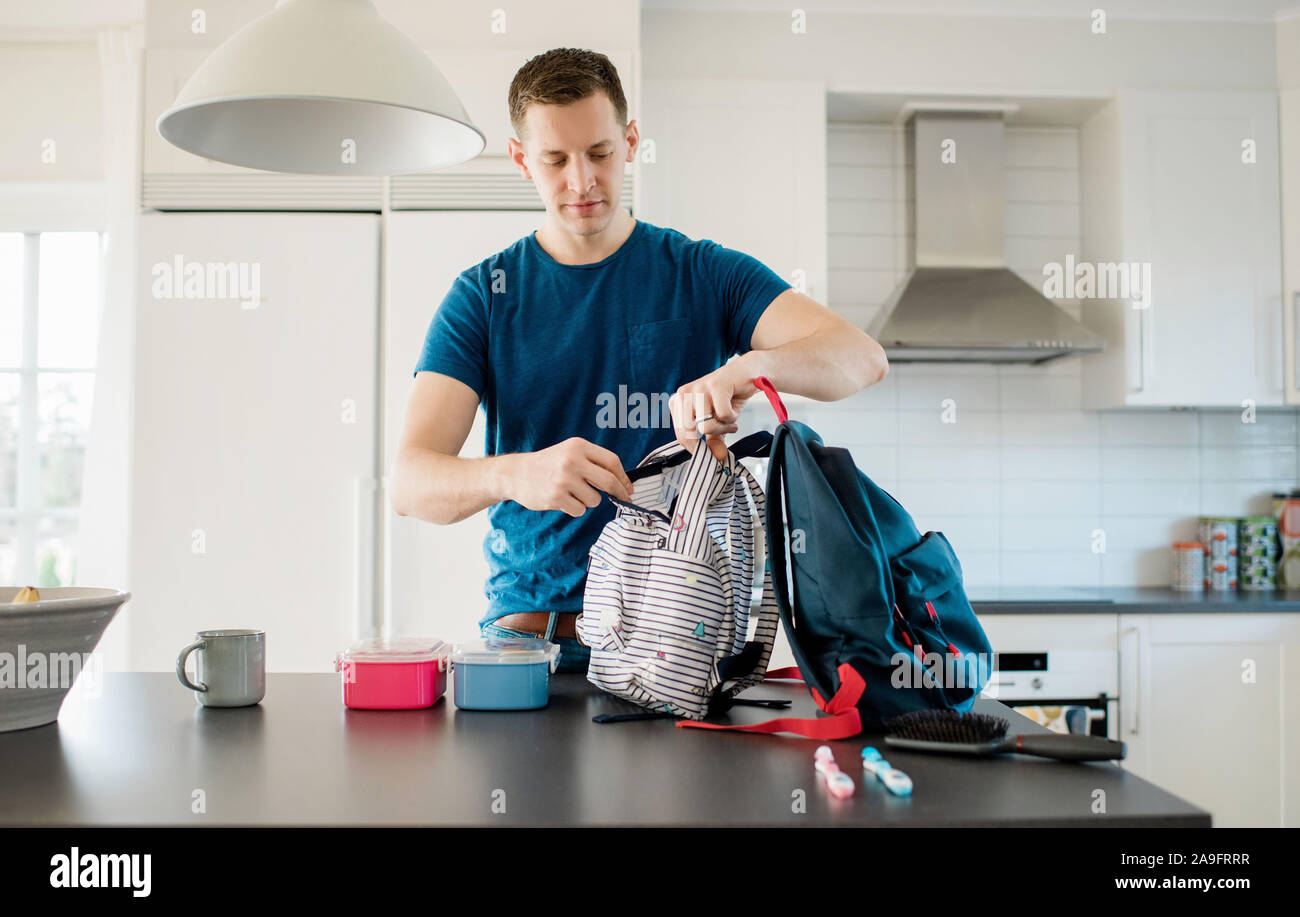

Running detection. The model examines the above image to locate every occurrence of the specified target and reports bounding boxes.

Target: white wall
[642,9,1278,92]
[1278,13,1300,90]
[0,41,103,181]
[804,121,1298,588]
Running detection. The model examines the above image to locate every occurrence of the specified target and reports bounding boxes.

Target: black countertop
[969,586,1300,614]
[0,673,1209,828]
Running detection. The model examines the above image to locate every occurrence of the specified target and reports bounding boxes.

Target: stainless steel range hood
[866,112,1105,363]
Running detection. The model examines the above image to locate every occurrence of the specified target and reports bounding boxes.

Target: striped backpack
[576,431,781,720]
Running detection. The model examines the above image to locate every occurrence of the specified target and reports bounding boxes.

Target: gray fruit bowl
[0,586,131,732]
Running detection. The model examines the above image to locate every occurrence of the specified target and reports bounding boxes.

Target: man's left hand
[667,359,758,461]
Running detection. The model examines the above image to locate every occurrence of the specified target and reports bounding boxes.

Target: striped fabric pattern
[577,439,779,720]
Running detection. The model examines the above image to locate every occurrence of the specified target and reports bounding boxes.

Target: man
[390,48,887,672]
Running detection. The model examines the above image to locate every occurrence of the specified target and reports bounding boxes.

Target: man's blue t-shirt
[413,218,790,627]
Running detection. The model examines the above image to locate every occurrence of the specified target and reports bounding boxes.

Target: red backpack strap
[751,376,789,424]
[678,664,864,739]
[764,666,804,680]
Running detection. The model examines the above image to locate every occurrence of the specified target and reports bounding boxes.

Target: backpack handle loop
[751,376,789,424]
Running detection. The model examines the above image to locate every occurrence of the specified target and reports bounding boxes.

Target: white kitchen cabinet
[1280,87,1300,405]
[383,211,541,644]
[1117,613,1290,827]
[1079,91,1283,408]
[637,79,826,302]
[1286,613,1300,829]
[130,213,380,672]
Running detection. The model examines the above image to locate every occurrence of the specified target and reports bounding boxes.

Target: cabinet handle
[353,476,378,637]
[1292,291,1300,392]
[1135,303,1151,394]
[1122,625,1140,736]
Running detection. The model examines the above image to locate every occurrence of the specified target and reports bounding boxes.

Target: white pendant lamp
[157,0,485,175]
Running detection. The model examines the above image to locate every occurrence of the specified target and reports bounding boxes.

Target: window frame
[1,230,99,586]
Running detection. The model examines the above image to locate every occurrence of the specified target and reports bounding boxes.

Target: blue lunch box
[451,636,561,710]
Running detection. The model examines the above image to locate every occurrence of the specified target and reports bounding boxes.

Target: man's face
[509,92,637,238]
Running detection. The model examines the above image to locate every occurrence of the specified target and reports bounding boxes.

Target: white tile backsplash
[1000,515,1099,552]
[808,409,898,445]
[828,200,896,234]
[999,481,1102,516]
[1099,411,1200,446]
[838,375,898,410]
[1100,480,1200,516]
[1004,201,1080,237]
[1005,167,1080,203]
[1002,128,1080,168]
[828,165,896,199]
[896,480,1001,516]
[1000,411,1099,445]
[1000,552,1102,586]
[999,375,1083,412]
[829,234,896,270]
[851,445,899,480]
[1003,236,1081,273]
[1101,446,1200,480]
[828,268,897,303]
[1199,447,1298,481]
[898,445,1000,480]
[1199,479,1296,517]
[955,552,1000,587]
[828,123,895,166]
[1100,551,1172,587]
[896,372,1000,412]
[898,410,1000,445]
[927,515,999,554]
[1098,516,1199,552]
[1198,411,1298,446]
[1001,446,1100,480]
[820,122,1300,588]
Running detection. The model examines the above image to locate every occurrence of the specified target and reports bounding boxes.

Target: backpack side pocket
[578,542,626,654]
[890,530,991,708]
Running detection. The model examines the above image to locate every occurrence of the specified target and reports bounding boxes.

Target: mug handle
[176,639,208,693]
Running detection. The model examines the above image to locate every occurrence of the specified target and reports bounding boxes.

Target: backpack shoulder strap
[677,663,865,739]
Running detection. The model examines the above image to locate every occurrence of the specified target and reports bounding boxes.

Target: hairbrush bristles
[885,709,1009,744]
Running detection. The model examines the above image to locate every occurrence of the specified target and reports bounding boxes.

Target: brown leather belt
[491,611,578,640]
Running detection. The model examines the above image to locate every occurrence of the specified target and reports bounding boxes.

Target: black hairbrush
[884,709,1126,761]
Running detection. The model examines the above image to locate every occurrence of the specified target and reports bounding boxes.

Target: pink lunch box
[334,637,450,709]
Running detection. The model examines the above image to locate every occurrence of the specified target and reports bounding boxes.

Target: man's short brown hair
[508,48,628,140]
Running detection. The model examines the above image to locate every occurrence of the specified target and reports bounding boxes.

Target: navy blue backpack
[679,377,994,739]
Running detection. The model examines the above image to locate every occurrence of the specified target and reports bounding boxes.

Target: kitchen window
[0,231,101,587]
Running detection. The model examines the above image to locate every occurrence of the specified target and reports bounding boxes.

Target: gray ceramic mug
[176,629,266,707]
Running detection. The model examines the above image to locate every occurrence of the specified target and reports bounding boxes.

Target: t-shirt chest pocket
[627,317,691,389]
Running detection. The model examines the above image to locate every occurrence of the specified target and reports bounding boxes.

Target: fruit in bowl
[0,586,132,732]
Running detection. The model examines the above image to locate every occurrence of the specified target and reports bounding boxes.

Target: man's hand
[668,360,756,461]
[503,437,634,518]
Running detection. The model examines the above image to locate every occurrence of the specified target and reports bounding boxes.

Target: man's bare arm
[743,288,888,399]
[667,289,888,457]
[390,372,633,525]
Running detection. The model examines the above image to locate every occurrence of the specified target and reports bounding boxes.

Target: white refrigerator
[130,212,380,672]
[383,210,541,644]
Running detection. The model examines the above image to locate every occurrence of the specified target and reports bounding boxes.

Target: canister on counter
[1171,542,1205,591]
[1239,557,1277,591]
[1197,516,1238,557]
[1274,491,1300,588]
[1207,558,1237,590]
[1238,516,1278,555]
[1198,517,1239,589]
